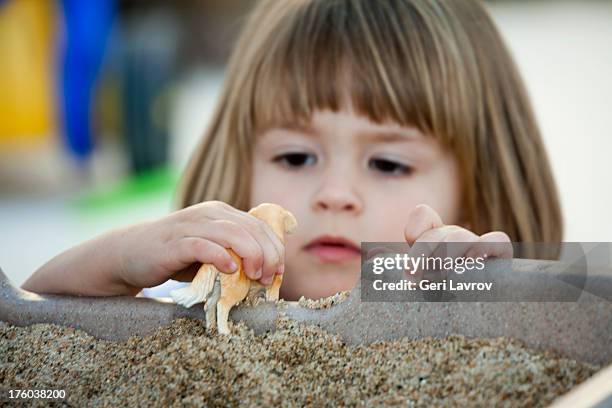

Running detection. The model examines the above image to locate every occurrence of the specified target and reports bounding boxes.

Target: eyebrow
[357,129,422,143]
[274,124,423,142]
[276,122,423,143]
[276,122,317,135]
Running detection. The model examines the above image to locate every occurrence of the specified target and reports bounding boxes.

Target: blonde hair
[178,0,563,254]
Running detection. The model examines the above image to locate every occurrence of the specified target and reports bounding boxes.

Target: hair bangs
[248,0,456,141]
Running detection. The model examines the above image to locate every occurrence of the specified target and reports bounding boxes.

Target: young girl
[21,0,562,301]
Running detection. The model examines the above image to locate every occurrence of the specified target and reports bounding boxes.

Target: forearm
[21,228,140,297]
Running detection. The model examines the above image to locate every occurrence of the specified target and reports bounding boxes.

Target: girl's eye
[369,158,413,175]
[272,152,317,168]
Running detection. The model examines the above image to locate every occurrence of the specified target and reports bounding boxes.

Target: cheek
[364,169,461,238]
[250,164,307,211]
[249,161,288,207]
[394,153,461,225]
[249,162,312,243]
[249,160,266,207]
[427,156,462,224]
[392,180,460,226]
[283,234,302,261]
[362,195,422,241]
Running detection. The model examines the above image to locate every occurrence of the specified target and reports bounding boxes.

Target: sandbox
[1,260,611,406]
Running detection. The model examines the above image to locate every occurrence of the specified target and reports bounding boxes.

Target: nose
[312,178,363,214]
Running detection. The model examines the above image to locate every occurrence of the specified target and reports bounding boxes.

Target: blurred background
[1,0,611,287]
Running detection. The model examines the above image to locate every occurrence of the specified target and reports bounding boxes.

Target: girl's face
[250,107,462,300]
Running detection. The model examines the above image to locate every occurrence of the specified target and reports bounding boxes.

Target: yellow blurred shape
[0,0,56,145]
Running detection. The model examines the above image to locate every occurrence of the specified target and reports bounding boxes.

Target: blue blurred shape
[59,0,115,161]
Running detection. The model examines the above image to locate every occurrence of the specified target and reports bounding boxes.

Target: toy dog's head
[249,203,298,243]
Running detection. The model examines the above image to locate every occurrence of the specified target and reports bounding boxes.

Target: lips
[304,235,361,263]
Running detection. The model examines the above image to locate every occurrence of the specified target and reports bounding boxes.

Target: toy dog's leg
[170,264,218,307]
[216,299,234,335]
[216,270,250,335]
[204,279,221,330]
[265,274,283,302]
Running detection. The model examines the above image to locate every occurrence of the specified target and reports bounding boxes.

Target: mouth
[304,235,361,263]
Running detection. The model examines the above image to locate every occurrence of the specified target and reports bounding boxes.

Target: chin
[280,257,360,300]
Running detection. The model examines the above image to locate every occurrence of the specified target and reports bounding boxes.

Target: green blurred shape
[74,167,178,214]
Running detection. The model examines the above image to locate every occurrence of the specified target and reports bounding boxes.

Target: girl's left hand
[403,204,513,262]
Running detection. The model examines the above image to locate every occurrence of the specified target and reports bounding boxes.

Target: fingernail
[262,276,273,285]
[277,264,285,275]
[253,268,262,279]
[229,260,238,272]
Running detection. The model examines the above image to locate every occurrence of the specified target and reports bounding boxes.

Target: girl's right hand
[116,201,286,291]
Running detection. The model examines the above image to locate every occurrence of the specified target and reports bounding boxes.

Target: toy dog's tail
[170,264,218,308]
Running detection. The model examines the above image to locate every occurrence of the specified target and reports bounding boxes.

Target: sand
[298,291,351,309]
[0,316,599,407]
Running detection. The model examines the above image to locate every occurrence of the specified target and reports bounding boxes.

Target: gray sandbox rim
[1,260,612,366]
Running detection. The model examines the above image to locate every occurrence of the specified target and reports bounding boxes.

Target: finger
[432,227,479,280]
[175,237,238,274]
[403,204,444,245]
[182,203,268,280]
[214,208,285,283]
[404,205,444,277]
[187,213,284,282]
[238,213,284,285]
[436,226,480,259]
[466,232,513,259]
[407,225,458,269]
[404,225,473,277]
[219,205,285,262]
[190,203,286,282]
[188,219,265,280]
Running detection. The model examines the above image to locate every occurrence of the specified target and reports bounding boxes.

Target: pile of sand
[297,291,351,309]
[0,318,598,407]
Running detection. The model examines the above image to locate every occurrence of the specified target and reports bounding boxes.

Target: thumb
[403,204,444,245]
